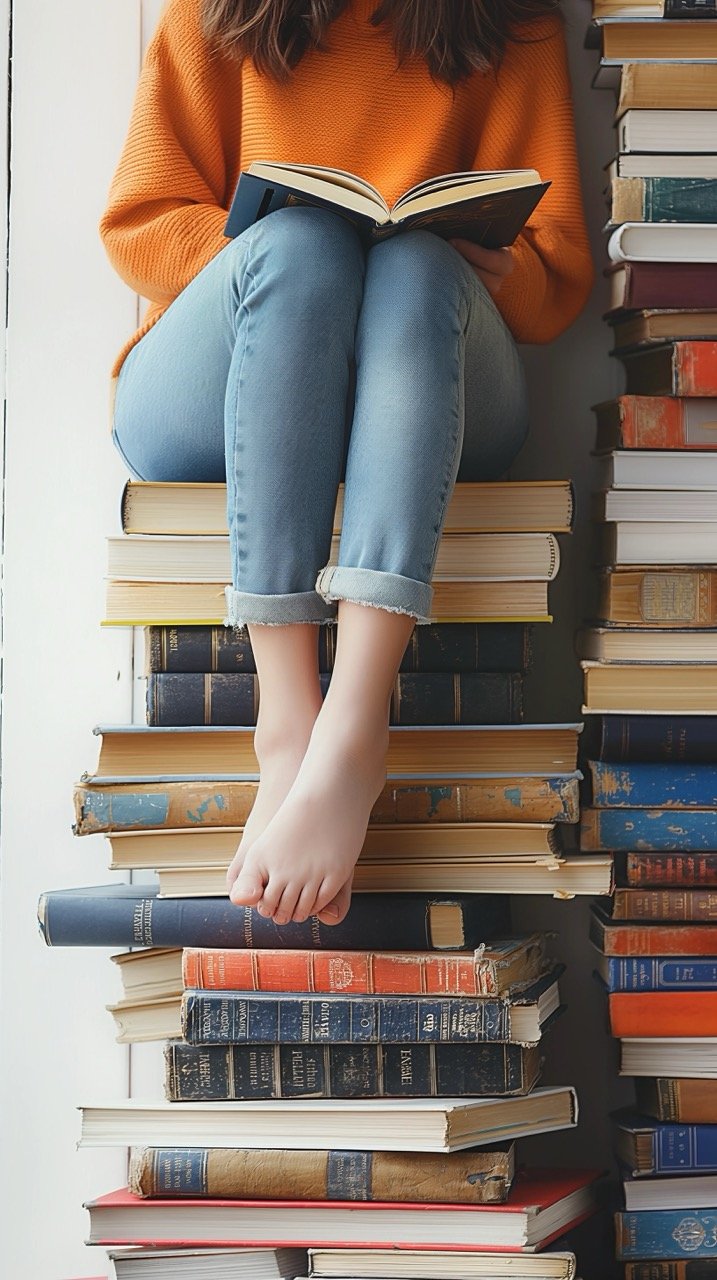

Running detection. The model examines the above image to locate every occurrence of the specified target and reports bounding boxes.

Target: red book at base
[608,990,717,1038]
[84,1168,601,1253]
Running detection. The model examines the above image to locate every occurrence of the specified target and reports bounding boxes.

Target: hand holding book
[449,239,516,297]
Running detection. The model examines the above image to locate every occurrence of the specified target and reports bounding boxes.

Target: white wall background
[0,1,626,1272]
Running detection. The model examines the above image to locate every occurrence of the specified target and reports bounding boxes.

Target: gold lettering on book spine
[639,573,698,624]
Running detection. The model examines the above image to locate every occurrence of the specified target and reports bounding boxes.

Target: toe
[229,865,265,906]
[225,846,245,893]
[272,883,303,927]
[316,878,353,927]
[257,873,290,919]
[292,880,324,924]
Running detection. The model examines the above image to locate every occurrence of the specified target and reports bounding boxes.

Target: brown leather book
[597,568,717,627]
[635,1077,717,1124]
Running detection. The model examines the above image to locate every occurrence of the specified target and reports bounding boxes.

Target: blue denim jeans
[113,207,529,625]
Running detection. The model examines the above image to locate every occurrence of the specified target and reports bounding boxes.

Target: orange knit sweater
[101,0,594,380]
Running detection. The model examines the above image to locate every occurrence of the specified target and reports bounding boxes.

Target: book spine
[591,915,717,957]
[603,957,717,993]
[181,992,516,1045]
[599,570,717,628]
[611,178,717,226]
[589,761,717,810]
[610,397,698,451]
[146,624,531,675]
[616,1210,717,1260]
[608,991,717,1038]
[625,1265,713,1280]
[620,263,717,312]
[581,807,717,853]
[181,947,527,996]
[626,853,717,888]
[611,889,717,922]
[145,671,524,728]
[128,1145,512,1203]
[163,1040,539,1100]
[595,715,717,764]
[664,0,717,15]
[74,775,580,835]
[38,890,509,950]
[677,343,717,397]
[635,1079,717,1125]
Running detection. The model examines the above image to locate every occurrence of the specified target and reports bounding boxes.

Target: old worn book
[121,481,575,537]
[110,533,561,584]
[596,569,717,626]
[609,311,717,350]
[108,994,182,1044]
[128,1144,516,1204]
[582,806,717,852]
[586,712,717,763]
[111,948,182,1002]
[605,887,717,922]
[76,773,580,837]
[581,661,717,713]
[621,852,717,887]
[104,579,552,626]
[613,1108,717,1175]
[588,759,717,809]
[616,1206,717,1261]
[89,723,582,777]
[618,340,717,395]
[635,1076,717,1122]
[79,1089,580,1154]
[593,396,717,451]
[617,58,717,112]
[591,906,717,956]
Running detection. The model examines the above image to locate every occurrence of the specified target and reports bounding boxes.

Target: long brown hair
[202,0,563,86]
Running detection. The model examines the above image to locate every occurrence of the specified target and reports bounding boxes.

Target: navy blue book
[596,953,717,993]
[588,715,717,764]
[613,1109,717,1176]
[37,885,509,950]
[625,1265,717,1279]
[181,969,562,1047]
[146,623,532,676]
[616,1209,717,1261]
[165,1040,542,1100]
[588,760,717,810]
[146,671,524,728]
[581,807,717,853]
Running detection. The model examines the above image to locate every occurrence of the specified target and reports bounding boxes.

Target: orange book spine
[677,341,717,396]
[617,396,692,448]
[182,948,492,995]
[594,920,717,956]
[608,990,717,1038]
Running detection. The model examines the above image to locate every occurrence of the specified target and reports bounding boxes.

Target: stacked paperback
[582,14,717,1276]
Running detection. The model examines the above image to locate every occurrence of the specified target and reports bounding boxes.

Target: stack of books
[38,477,614,1277]
[582,11,717,1276]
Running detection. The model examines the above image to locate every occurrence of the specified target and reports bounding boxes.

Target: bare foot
[229,711,389,926]
[226,712,318,904]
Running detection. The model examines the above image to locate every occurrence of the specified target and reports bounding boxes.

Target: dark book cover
[145,671,524,728]
[625,1264,717,1279]
[588,760,717,810]
[665,0,717,15]
[623,852,717,889]
[609,889,717,923]
[605,262,717,314]
[180,970,561,1047]
[37,885,510,950]
[600,955,717,993]
[614,1109,717,1176]
[616,1209,717,1260]
[588,715,717,764]
[612,177,717,224]
[147,623,532,676]
[164,1039,541,1101]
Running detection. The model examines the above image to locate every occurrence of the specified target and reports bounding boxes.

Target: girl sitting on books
[102,0,593,927]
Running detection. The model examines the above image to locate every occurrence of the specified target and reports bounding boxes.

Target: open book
[224,161,550,246]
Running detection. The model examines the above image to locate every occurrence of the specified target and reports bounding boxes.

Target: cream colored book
[121,480,574,536]
[107,994,183,1044]
[107,532,560,584]
[581,660,717,713]
[308,1248,578,1280]
[577,626,717,664]
[110,947,183,1001]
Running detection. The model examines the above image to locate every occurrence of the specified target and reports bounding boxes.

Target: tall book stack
[38,479,613,1279]
[582,8,717,1276]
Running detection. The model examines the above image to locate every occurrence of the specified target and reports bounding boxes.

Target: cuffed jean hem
[315,565,433,624]
[223,585,338,627]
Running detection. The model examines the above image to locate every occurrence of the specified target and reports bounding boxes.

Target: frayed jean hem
[223,585,337,627]
[315,565,432,624]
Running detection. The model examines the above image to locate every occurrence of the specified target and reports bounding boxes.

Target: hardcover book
[617,59,717,113]
[635,1077,717,1124]
[623,852,717,889]
[594,952,717,993]
[596,569,717,627]
[609,312,717,351]
[593,397,717,453]
[587,713,717,763]
[613,1108,717,1176]
[607,225,717,267]
[581,663,717,714]
[609,178,717,227]
[616,1208,717,1260]
[606,889,717,922]
[581,806,717,853]
[605,261,717,312]
[618,341,717,396]
[608,990,717,1037]
[223,162,549,247]
[621,1038,717,1078]
[587,761,717,809]
[590,906,717,956]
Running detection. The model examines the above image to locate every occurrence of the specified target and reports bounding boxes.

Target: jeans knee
[370,230,475,311]
[247,207,366,312]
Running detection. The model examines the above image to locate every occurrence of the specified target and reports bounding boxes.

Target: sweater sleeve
[99,0,232,307]
[476,16,594,344]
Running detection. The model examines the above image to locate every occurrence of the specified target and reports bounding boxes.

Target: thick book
[112,948,183,1003]
[578,628,717,664]
[605,262,717,313]
[609,177,717,226]
[607,224,717,266]
[164,1040,543,1101]
[593,396,717,453]
[581,662,717,714]
[590,906,717,956]
[180,970,563,1048]
[617,58,717,112]
[603,520,717,565]
[621,1037,717,1078]
[598,488,717,520]
[224,162,549,248]
[79,1090,580,1154]
[87,724,582,778]
[145,672,524,728]
[616,114,717,156]
[609,312,717,352]
[121,481,575,537]
[581,806,717,853]
[613,1109,717,1176]
[128,1144,515,1204]
[588,760,717,810]
[594,952,717,993]
[84,1169,598,1252]
[596,451,717,491]
[145,623,532,676]
[75,774,581,837]
[182,936,550,997]
[618,341,717,396]
[616,1208,717,1260]
[606,889,717,923]
[105,578,552,626]
[112,533,560,585]
[587,713,717,763]
[608,990,717,1037]
[38,885,509,950]
[624,1173,717,1213]
[590,17,717,58]
[635,1077,717,1124]
[596,569,717,628]
[623,853,717,888]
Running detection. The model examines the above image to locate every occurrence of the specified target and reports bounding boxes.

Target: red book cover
[622,341,717,396]
[606,262,717,313]
[84,1169,601,1253]
[591,910,717,956]
[610,889,717,922]
[608,990,717,1038]
[592,395,717,450]
[626,853,717,889]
